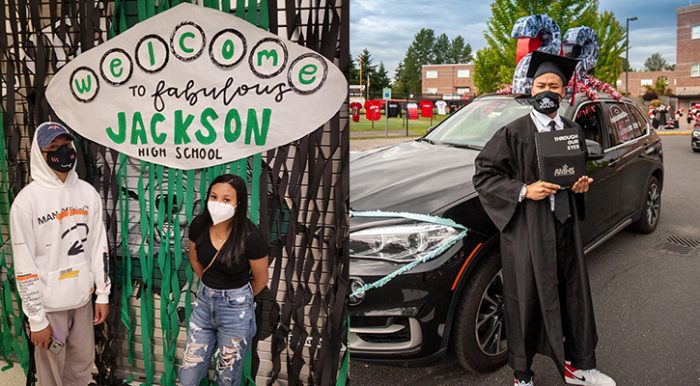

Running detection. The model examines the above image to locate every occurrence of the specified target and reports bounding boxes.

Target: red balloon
[515,36,542,65]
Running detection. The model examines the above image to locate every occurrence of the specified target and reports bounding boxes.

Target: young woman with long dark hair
[178,174,269,386]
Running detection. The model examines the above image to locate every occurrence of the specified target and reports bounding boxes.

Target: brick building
[421,63,477,99]
[674,3,700,109]
[616,71,676,97]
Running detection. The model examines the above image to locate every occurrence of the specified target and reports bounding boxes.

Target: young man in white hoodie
[10,122,111,386]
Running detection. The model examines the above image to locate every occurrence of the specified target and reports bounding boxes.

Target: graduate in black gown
[473,51,616,386]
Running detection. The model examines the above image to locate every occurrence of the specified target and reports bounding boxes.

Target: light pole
[625,16,638,95]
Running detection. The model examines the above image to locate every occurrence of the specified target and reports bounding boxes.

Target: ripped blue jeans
[178,283,256,386]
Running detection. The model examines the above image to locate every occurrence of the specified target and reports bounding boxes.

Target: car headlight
[349,222,460,263]
[693,130,700,138]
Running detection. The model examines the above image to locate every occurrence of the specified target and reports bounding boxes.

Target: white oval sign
[46,3,347,170]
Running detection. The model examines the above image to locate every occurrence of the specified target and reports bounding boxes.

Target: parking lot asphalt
[350,135,700,386]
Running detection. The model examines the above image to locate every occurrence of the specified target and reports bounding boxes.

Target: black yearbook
[534,127,586,188]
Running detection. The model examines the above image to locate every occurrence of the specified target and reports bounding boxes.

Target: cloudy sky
[350,0,690,80]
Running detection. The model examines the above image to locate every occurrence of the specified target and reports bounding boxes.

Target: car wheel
[450,249,508,373]
[632,176,661,234]
[693,148,700,153]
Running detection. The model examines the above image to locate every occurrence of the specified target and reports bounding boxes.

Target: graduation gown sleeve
[473,125,525,231]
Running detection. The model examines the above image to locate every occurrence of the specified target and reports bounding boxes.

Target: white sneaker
[565,362,616,386]
[513,377,534,386]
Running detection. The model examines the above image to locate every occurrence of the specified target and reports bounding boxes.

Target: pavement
[350,135,700,385]
[0,360,25,385]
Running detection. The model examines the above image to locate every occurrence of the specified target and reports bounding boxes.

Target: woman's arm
[249,256,269,296]
[189,241,204,279]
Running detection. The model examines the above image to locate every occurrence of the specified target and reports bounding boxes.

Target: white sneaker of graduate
[513,377,534,386]
[565,362,616,386]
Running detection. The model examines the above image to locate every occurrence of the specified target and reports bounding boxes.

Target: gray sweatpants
[35,302,94,386]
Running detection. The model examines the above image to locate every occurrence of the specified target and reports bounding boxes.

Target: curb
[657,131,692,136]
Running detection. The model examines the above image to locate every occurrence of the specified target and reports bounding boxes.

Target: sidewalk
[0,360,25,384]
[656,128,692,136]
[655,120,695,135]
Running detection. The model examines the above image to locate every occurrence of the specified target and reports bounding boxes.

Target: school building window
[426,70,438,79]
[457,69,470,78]
[691,64,700,77]
[693,25,700,39]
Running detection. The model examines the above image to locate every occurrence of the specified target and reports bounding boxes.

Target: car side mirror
[586,139,604,161]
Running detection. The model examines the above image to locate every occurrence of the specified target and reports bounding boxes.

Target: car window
[425,97,534,148]
[574,102,606,148]
[605,102,643,147]
[626,103,650,135]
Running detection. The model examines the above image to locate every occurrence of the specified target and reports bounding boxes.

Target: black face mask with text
[532,91,562,115]
[45,145,76,173]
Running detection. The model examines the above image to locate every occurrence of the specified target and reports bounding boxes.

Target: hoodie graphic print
[9,133,111,332]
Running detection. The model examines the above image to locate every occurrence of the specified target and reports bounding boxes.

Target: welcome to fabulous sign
[46,3,347,170]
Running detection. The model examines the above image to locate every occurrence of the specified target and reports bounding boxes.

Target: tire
[632,176,661,234]
[693,148,700,153]
[450,249,508,373]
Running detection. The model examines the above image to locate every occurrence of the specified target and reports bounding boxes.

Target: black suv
[349,93,664,372]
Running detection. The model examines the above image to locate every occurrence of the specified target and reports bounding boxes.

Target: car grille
[349,317,422,352]
[356,324,411,344]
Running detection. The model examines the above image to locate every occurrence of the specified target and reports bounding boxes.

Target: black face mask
[532,91,562,115]
[45,145,76,173]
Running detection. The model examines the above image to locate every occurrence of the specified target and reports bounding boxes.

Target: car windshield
[425,96,551,148]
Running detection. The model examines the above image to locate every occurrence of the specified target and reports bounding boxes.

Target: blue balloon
[511,14,562,94]
[563,26,600,80]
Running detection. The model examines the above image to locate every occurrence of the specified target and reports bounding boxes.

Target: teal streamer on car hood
[349,210,468,299]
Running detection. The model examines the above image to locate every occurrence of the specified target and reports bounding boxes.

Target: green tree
[357,48,377,97]
[370,62,392,95]
[396,28,437,96]
[358,48,376,81]
[591,10,625,85]
[433,33,451,64]
[396,29,476,95]
[474,47,510,93]
[447,36,473,63]
[412,28,437,65]
[393,61,407,98]
[400,50,423,96]
[474,0,626,93]
[644,53,668,71]
[349,55,360,85]
[645,77,670,96]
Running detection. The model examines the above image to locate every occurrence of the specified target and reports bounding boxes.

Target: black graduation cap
[527,50,579,85]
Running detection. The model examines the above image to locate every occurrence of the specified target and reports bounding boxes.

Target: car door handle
[643,143,657,156]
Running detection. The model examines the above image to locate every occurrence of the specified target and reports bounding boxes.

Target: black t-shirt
[188,215,268,289]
